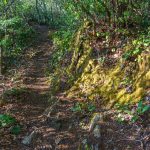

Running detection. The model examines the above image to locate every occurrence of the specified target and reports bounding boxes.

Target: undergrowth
[0,16,35,72]
[115,99,150,123]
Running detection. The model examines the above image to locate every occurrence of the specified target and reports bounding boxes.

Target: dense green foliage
[0,0,65,71]
[0,0,35,70]
[0,114,21,135]
[49,0,150,71]
[0,114,16,127]
[1,0,149,70]
[115,100,150,123]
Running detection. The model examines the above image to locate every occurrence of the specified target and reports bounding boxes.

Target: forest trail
[20,24,52,105]
[0,25,83,150]
[1,25,149,150]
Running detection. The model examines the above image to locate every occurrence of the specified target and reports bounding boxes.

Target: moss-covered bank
[65,26,150,107]
[51,22,150,107]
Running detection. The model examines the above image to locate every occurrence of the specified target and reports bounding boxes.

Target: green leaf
[88,104,96,112]
[10,125,21,135]
[0,114,16,127]
[131,115,139,123]
[138,100,143,109]
[133,49,140,55]
[0,114,4,119]
[71,103,82,112]
[3,0,7,5]
[142,105,150,113]
[124,11,130,17]
[124,110,132,114]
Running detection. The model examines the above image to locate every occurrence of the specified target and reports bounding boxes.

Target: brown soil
[0,25,85,150]
[0,25,149,150]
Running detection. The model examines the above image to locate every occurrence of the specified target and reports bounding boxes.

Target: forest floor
[0,25,86,150]
[0,25,150,150]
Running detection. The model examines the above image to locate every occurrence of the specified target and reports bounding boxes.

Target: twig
[116,138,145,150]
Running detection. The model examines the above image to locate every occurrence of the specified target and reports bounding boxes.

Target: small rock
[78,67,83,74]
[94,143,99,150]
[126,85,133,93]
[0,75,4,80]
[93,125,101,138]
[145,95,150,102]
[55,137,61,145]
[89,113,101,132]
[82,139,87,145]
[22,130,37,145]
[120,63,125,70]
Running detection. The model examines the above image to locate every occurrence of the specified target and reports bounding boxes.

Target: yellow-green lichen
[67,49,150,107]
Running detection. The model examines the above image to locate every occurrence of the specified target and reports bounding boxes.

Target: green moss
[67,49,149,107]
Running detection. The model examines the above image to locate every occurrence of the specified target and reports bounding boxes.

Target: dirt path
[0,25,85,150]
[0,25,150,150]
